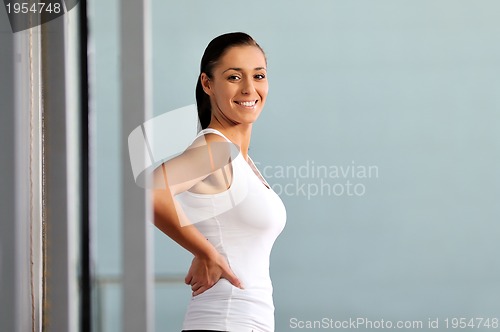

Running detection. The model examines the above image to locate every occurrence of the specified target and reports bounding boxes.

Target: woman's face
[202,45,268,127]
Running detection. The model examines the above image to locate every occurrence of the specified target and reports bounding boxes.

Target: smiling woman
[195,33,268,134]
[200,46,268,130]
[152,32,286,332]
[198,44,268,148]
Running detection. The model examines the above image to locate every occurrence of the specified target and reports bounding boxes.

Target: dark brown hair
[196,32,265,130]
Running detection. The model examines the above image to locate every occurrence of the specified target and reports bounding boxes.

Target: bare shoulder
[151,132,237,195]
[189,132,228,149]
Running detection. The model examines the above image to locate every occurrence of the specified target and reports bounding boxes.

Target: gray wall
[91,1,500,331]
[0,7,20,332]
[1,5,82,331]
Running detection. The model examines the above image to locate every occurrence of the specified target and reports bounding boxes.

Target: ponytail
[196,75,211,130]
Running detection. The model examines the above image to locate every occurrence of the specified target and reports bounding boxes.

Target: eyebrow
[222,67,267,74]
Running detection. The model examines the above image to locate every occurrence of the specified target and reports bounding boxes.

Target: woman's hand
[184,253,243,296]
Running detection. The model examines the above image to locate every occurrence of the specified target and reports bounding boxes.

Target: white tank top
[176,128,287,332]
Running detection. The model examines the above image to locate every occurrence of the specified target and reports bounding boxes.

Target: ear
[200,73,212,96]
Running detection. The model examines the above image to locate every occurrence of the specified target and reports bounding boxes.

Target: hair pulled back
[196,32,265,130]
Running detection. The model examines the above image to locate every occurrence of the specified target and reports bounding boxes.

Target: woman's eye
[228,75,240,81]
[255,74,266,80]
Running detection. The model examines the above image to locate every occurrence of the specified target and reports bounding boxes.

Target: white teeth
[237,101,256,107]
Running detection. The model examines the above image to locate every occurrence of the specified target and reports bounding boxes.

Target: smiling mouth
[235,100,258,108]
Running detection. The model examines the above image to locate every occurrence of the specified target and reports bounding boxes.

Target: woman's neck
[208,123,252,161]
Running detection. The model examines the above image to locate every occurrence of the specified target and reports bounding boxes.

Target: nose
[241,78,255,95]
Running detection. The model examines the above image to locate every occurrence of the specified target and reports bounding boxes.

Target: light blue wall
[89,0,122,330]
[92,1,500,331]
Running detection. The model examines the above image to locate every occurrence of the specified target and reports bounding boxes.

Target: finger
[184,273,192,285]
[191,282,202,292]
[222,269,243,289]
[193,285,208,297]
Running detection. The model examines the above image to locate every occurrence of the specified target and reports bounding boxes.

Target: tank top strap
[196,128,232,143]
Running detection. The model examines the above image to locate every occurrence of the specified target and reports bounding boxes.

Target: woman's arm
[153,187,242,296]
[151,134,242,296]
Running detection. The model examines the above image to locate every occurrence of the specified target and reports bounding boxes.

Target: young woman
[153,32,286,332]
